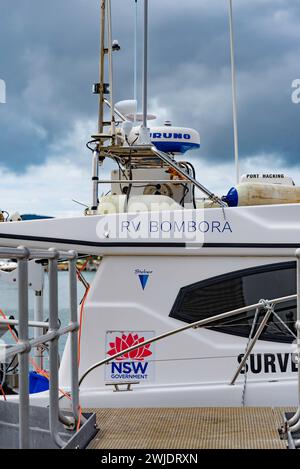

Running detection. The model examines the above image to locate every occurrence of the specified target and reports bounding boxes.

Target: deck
[86,407,294,449]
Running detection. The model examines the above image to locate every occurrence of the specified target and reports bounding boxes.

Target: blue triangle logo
[138,274,149,290]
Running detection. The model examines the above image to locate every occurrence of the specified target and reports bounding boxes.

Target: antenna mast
[107,0,116,142]
[142,0,148,130]
[136,0,151,144]
[98,0,106,135]
[91,0,118,212]
[134,0,138,117]
[228,0,240,184]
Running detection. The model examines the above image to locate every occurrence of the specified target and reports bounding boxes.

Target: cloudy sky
[0,0,300,216]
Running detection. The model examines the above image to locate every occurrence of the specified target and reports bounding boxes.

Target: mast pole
[107,0,115,142]
[98,0,106,135]
[142,0,148,129]
[228,0,240,185]
[92,0,106,213]
[134,0,138,122]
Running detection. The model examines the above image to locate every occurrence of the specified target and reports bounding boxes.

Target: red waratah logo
[107,333,152,361]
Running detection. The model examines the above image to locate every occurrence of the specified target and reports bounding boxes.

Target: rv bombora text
[121,220,233,233]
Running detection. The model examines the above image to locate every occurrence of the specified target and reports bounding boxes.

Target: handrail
[0,247,80,449]
[286,249,300,446]
[0,319,49,328]
[78,293,296,388]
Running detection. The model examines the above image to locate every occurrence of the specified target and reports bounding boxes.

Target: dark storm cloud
[0,0,100,168]
[0,0,299,170]
[145,0,300,166]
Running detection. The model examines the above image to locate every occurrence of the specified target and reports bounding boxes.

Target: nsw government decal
[105,331,155,382]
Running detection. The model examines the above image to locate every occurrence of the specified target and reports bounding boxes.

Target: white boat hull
[0,203,299,407]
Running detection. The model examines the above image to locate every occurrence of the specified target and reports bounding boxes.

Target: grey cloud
[0,0,299,172]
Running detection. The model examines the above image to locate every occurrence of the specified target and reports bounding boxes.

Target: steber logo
[135,269,153,290]
[105,331,155,382]
[107,333,152,361]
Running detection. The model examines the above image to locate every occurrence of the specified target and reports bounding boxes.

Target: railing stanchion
[34,289,44,369]
[230,301,274,386]
[286,249,300,443]
[17,247,30,449]
[48,249,65,448]
[69,252,80,423]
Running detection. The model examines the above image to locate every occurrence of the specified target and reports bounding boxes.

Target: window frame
[169,261,296,343]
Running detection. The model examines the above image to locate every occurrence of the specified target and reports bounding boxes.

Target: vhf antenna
[228,0,240,185]
[142,0,148,130]
[136,0,150,144]
[134,0,138,122]
[98,0,106,136]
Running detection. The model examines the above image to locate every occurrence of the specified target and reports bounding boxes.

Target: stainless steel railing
[0,247,80,449]
[78,292,297,388]
[285,248,300,447]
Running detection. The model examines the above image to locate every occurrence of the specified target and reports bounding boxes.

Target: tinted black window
[169,262,296,343]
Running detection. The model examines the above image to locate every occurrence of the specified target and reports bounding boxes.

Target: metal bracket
[105,381,140,392]
[230,301,274,386]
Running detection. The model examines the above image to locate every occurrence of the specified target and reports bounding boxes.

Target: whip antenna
[228,0,240,184]
[134,0,138,122]
[142,0,148,130]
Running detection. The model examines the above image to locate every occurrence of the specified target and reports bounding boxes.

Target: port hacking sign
[96,205,232,244]
[105,331,155,382]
